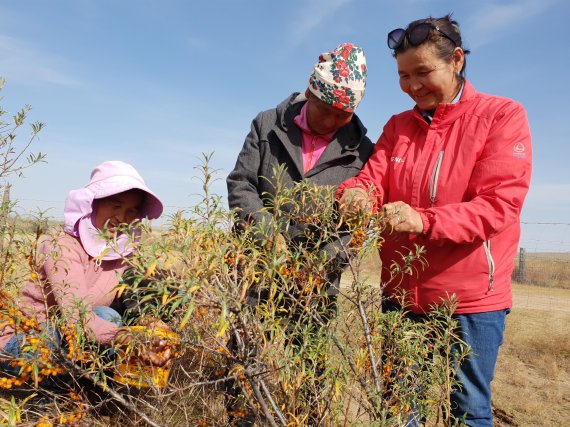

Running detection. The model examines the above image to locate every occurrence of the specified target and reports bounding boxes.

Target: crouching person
[0,161,174,387]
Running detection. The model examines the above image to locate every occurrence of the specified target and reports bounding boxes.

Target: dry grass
[514,253,570,289]
[493,301,570,426]
[512,283,570,313]
[345,248,381,285]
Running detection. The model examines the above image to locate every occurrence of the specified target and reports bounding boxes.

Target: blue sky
[1,0,569,251]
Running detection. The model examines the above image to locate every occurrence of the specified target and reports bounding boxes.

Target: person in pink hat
[0,160,172,374]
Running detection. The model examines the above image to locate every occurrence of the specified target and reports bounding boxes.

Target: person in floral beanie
[308,42,367,112]
[226,43,373,425]
[228,42,372,270]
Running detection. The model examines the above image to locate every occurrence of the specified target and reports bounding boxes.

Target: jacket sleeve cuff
[419,211,435,235]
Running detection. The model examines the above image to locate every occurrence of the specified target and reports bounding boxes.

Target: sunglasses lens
[408,23,431,46]
[387,28,406,49]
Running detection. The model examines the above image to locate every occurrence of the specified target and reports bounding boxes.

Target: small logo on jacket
[513,142,526,158]
[391,156,405,163]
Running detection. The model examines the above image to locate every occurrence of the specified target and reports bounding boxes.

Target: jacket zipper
[429,150,445,207]
[304,136,317,175]
[483,240,495,291]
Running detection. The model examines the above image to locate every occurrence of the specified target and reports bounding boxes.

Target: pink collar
[78,215,140,260]
[293,103,335,142]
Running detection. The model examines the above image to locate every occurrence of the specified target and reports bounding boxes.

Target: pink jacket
[0,233,127,348]
[337,81,532,314]
[1,161,163,350]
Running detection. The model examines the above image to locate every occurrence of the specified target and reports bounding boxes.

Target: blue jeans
[452,309,509,427]
[0,306,122,375]
[0,325,61,376]
[92,306,123,326]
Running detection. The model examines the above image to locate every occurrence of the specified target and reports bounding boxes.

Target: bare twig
[250,379,280,427]
[356,294,382,397]
[259,379,287,426]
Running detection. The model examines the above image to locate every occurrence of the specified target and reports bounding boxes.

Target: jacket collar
[413,80,478,127]
[306,119,364,177]
[274,93,305,176]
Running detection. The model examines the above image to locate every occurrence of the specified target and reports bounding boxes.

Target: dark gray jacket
[227,93,374,292]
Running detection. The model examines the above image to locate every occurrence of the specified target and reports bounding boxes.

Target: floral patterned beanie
[308,43,367,112]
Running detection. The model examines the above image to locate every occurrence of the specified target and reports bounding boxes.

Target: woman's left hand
[382,201,424,234]
[114,318,176,367]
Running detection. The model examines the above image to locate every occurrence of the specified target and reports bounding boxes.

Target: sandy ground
[512,283,570,312]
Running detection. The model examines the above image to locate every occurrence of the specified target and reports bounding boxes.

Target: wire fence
[6,195,570,310]
[515,222,570,292]
[519,221,570,253]
[512,247,570,312]
[513,248,570,287]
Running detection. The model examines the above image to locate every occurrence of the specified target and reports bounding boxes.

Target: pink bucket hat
[308,43,367,112]
[63,161,163,260]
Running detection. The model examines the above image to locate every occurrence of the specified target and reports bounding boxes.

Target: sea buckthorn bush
[0,79,468,426]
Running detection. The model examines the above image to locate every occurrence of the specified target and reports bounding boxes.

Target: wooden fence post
[517,247,526,283]
[0,184,10,254]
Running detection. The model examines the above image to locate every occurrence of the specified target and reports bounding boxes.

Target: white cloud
[289,0,353,45]
[466,0,560,49]
[0,35,81,87]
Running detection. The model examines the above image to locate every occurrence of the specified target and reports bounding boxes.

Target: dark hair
[393,14,471,78]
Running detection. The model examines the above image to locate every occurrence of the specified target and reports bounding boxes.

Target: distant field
[522,252,570,259]
[513,252,570,289]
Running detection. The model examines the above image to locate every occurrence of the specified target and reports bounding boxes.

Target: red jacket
[338,81,532,314]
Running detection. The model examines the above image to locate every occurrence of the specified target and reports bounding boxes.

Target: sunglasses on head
[387,22,457,50]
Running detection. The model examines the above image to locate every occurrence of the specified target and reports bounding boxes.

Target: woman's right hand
[338,187,373,223]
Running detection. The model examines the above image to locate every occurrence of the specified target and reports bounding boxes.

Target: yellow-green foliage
[0,78,469,426]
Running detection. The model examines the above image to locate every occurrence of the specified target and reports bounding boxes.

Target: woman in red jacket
[337,14,532,426]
